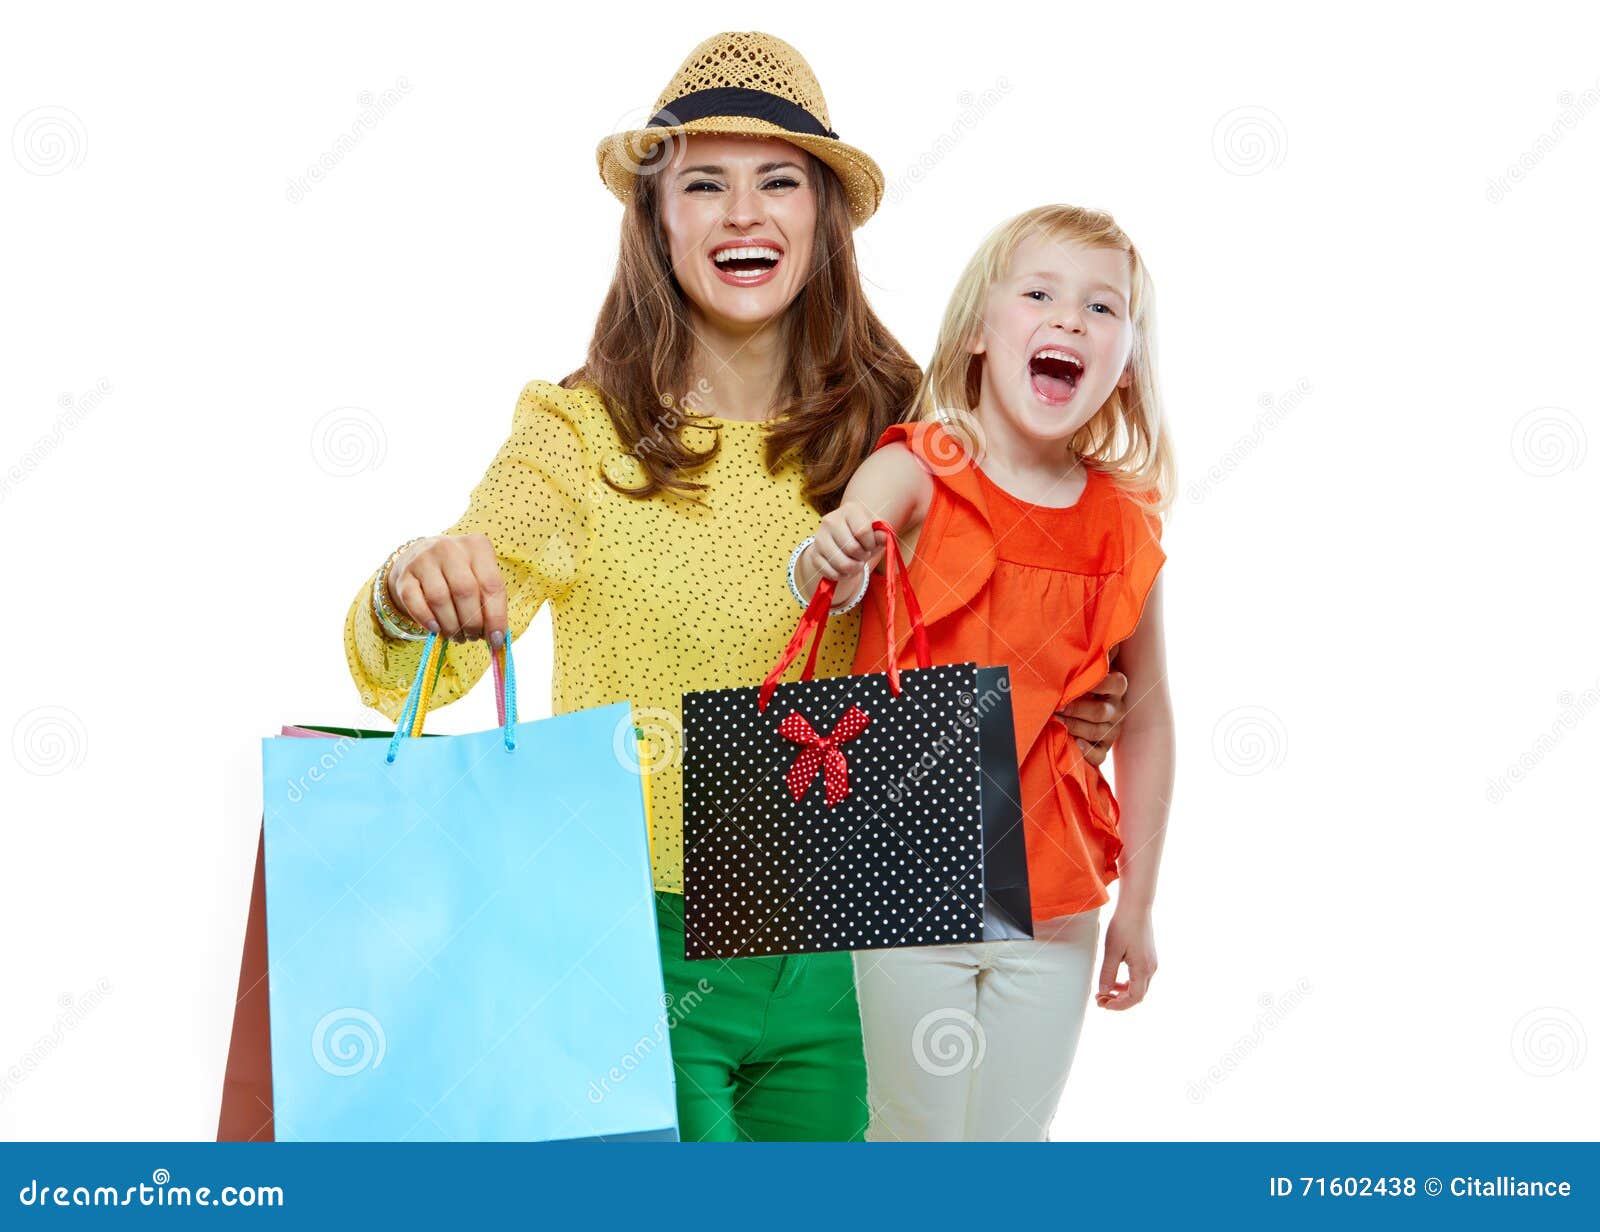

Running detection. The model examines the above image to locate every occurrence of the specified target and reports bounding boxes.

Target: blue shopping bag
[260,633,677,1142]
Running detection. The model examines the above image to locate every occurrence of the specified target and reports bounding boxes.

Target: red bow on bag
[779,705,871,807]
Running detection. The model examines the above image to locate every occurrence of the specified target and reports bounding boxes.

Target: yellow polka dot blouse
[343,378,862,894]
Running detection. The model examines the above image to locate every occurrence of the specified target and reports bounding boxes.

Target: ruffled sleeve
[875,418,986,480]
[1045,484,1165,878]
[1057,481,1166,706]
[868,419,997,638]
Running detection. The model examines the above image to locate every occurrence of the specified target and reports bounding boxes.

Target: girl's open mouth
[710,244,783,287]
[1028,347,1084,404]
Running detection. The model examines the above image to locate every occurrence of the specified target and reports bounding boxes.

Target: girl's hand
[386,533,508,645]
[806,500,885,582]
[1095,906,1156,1010]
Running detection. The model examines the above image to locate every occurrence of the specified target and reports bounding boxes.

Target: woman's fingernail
[490,630,504,648]
[426,621,440,634]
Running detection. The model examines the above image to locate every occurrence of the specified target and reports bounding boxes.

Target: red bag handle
[758,520,931,712]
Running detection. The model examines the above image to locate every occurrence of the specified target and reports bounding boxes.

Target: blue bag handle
[386,633,518,763]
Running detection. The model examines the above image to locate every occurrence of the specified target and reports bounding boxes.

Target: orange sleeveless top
[849,421,1166,918]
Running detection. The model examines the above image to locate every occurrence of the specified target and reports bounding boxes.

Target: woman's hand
[386,533,508,645]
[1095,906,1156,1011]
[1057,666,1130,767]
[805,499,885,583]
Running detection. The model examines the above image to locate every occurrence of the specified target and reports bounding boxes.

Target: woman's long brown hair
[560,153,921,513]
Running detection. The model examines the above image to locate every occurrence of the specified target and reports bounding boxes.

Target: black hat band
[647,87,839,141]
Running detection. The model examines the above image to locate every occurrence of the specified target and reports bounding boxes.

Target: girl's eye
[1089,302,1113,314]
[1024,290,1050,302]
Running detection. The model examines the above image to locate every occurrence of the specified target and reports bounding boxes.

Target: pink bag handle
[386,633,518,762]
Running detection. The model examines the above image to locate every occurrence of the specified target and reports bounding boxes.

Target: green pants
[653,890,868,1142]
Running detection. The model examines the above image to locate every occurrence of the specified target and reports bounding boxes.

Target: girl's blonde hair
[914,204,1175,515]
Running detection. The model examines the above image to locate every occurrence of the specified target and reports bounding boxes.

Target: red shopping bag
[217,821,274,1141]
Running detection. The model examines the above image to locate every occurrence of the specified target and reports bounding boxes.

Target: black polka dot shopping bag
[681,522,1035,959]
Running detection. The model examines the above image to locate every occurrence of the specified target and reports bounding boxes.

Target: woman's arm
[1057,666,1129,768]
[343,380,592,721]
[792,441,933,601]
[1094,573,1174,1011]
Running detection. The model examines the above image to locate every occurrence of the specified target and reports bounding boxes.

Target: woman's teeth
[712,246,781,273]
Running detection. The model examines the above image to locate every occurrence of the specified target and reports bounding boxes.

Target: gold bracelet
[372,538,429,641]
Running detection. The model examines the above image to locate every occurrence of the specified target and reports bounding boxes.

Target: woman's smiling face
[657,134,817,333]
[970,232,1136,445]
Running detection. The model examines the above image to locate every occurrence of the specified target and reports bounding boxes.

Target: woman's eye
[686,177,800,193]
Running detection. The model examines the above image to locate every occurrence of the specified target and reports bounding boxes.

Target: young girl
[790,204,1176,1141]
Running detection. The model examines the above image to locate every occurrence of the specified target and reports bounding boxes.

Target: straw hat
[596,31,884,229]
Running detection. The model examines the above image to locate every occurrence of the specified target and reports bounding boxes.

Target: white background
[2,0,1596,1141]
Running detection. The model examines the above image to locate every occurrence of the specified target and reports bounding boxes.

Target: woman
[344,31,1131,1142]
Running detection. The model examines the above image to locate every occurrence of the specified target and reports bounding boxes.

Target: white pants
[852,907,1102,1141]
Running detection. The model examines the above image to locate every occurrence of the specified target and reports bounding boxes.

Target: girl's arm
[792,441,933,602]
[1095,573,1174,1011]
